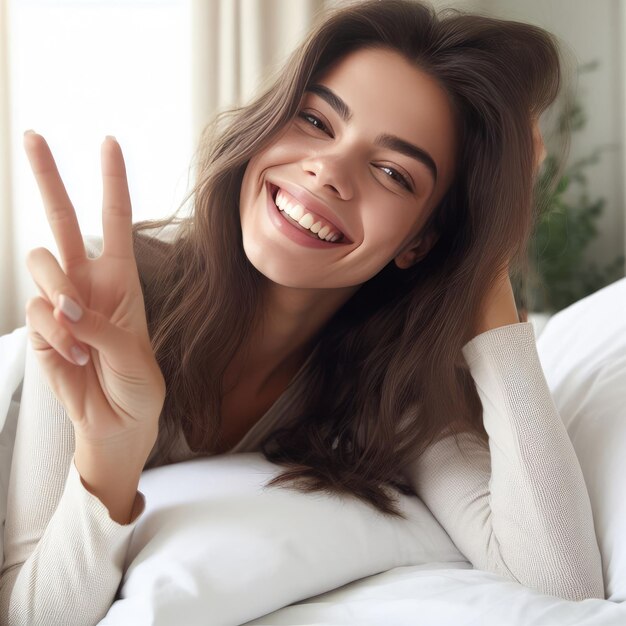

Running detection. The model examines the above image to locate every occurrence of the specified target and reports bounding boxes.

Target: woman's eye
[378,165,412,191]
[296,112,412,192]
[298,111,331,135]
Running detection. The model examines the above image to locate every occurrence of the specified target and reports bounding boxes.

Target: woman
[0,0,604,623]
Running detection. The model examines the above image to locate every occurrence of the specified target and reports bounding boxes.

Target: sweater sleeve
[403,321,605,601]
[0,336,146,626]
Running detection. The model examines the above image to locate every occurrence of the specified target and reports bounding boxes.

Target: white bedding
[244,564,626,626]
[1,278,625,625]
[98,453,468,625]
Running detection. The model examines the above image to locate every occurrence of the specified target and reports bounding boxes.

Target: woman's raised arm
[1,133,165,624]
[404,321,605,601]
[0,332,146,625]
[20,133,165,514]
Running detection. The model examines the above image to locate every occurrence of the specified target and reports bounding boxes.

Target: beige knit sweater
[0,241,605,625]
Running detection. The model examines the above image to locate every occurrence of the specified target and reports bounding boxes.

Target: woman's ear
[394,230,439,270]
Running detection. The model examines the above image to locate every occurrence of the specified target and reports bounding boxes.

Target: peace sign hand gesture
[23,133,165,458]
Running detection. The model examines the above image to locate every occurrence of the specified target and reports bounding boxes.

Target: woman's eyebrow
[305,83,438,183]
[306,83,353,122]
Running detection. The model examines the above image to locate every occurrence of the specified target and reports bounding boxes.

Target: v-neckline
[226,346,316,454]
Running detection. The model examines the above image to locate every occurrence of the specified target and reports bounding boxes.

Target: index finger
[101,136,134,259]
[23,132,87,269]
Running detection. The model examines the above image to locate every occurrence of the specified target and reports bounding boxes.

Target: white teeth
[274,188,343,243]
[288,203,304,221]
[298,213,314,229]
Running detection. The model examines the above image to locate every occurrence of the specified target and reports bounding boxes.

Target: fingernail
[105,135,117,143]
[58,294,83,322]
[24,129,36,136]
[70,345,89,366]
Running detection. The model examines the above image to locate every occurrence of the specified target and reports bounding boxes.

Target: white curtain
[190,0,329,138]
[0,0,16,335]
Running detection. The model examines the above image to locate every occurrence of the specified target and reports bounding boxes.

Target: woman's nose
[300,153,354,200]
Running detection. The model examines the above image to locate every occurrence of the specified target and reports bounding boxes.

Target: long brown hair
[131,0,572,517]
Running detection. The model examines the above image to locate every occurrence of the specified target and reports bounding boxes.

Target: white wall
[7,0,193,330]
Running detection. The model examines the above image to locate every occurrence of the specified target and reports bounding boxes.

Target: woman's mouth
[268,183,347,244]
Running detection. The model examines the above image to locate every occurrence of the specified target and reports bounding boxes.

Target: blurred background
[0,0,624,336]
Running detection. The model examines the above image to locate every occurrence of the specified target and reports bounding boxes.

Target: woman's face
[239,46,457,289]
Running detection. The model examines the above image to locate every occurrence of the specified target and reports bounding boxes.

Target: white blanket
[244,563,626,626]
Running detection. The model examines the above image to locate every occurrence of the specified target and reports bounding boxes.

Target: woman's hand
[532,116,547,173]
[471,264,521,340]
[23,133,165,455]
[469,118,545,340]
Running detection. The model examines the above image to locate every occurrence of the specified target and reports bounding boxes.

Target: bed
[1,276,625,626]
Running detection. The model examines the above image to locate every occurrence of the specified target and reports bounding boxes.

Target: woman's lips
[269,183,349,243]
[265,182,350,248]
[269,184,344,243]
[272,185,345,242]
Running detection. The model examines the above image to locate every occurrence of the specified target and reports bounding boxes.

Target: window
[8,0,192,307]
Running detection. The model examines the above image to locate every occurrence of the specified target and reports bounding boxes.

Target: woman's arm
[0,235,148,625]
[0,338,146,626]
[404,321,605,601]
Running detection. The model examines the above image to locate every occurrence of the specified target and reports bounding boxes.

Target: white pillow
[100,453,467,625]
[536,277,626,602]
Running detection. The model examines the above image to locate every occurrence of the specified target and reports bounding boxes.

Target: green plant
[516,61,625,314]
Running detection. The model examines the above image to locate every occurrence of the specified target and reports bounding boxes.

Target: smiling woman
[0,0,605,623]
[239,46,455,285]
